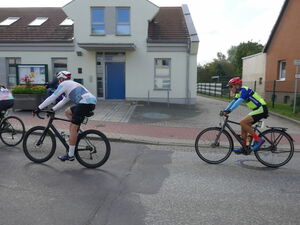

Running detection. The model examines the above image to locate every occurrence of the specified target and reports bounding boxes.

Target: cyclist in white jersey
[33,71,97,161]
[0,84,14,118]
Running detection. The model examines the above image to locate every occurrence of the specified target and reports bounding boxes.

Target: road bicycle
[0,110,25,146]
[23,110,111,168]
[195,111,294,168]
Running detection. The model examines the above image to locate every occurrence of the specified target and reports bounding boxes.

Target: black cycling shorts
[0,99,14,113]
[251,105,269,124]
[70,104,95,125]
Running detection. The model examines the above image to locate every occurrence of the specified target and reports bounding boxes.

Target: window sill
[116,34,131,36]
[153,89,172,91]
[90,34,106,36]
[277,79,286,81]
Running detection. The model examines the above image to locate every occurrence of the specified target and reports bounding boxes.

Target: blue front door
[106,62,125,99]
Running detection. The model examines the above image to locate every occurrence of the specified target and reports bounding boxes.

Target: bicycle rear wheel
[75,129,111,168]
[0,116,25,146]
[23,126,56,163]
[254,129,294,168]
[195,127,233,164]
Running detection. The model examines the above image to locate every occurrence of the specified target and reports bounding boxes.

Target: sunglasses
[229,85,234,88]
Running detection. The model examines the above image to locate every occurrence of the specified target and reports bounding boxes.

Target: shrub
[11,85,46,94]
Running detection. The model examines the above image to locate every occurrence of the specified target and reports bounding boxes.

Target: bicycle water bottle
[60,132,69,141]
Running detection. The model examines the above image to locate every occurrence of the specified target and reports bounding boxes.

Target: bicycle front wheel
[75,130,111,168]
[23,126,56,163]
[195,127,233,164]
[254,129,294,168]
[0,116,25,146]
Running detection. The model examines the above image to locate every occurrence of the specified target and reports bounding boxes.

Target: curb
[268,111,300,125]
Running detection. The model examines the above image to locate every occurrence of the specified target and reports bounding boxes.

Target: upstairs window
[29,17,48,26]
[0,17,20,26]
[278,60,286,80]
[116,8,130,35]
[91,8,105,35]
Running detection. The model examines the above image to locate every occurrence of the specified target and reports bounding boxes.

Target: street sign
[295,74,300,79]
[294,59,300,66]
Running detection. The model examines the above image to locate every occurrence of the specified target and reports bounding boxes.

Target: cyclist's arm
[225,99,237,111]
[38,83,66,110]
[226,98,244,111]
[38,94,58,110]
[52,97,69,111]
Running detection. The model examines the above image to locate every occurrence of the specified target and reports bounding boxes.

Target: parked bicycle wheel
[195,127,233,164]
[254,129,294,168]
[0,116,25,146]
[75,129,110,168]
[23,126,56,163]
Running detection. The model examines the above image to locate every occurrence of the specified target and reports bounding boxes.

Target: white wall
[242,53,266,97]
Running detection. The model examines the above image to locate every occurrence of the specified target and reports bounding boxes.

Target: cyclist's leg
[248,106,268,150]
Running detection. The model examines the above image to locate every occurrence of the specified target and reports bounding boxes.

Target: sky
[0,0,285,65]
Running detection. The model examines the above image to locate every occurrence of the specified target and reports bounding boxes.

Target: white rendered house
[0,0,199,104]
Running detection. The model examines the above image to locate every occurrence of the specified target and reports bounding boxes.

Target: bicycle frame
[37,113,71,151]
[217,115,273,153]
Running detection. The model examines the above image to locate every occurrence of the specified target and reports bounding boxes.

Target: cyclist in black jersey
[223,77,269,153]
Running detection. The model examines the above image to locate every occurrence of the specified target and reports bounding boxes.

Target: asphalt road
[0,142,299,225]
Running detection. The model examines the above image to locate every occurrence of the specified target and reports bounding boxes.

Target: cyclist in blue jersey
[33,71,97,161]
[223,77,268,153]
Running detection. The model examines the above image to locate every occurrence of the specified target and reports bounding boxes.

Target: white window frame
[28,17,48,26]
[60,18,74,26]
[116,7,131,35]
[279,60,286,81]
[91,7,105,35]
[154,58,171,90]
[0,17,20,26]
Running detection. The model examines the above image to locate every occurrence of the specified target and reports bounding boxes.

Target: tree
[197,52,235,83]
[227,41,264,75]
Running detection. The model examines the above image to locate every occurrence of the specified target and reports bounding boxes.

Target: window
[154,58,171,90]
[28,17,48,26]
[116,8,130,35]
[0,17,20,26]
[6,57,21,87]
[52,58,67,76]
[91,8,105,35]
[279,60,286,80]
[60,18,74,26]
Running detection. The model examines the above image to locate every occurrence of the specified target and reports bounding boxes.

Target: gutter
[182,4,199,104]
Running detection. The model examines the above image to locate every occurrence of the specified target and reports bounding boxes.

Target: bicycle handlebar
[34,110,55,120]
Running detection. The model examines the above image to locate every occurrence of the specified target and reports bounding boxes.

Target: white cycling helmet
[56,71,71,80]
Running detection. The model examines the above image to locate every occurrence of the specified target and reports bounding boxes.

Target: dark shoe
[252,138,265,151]
[58,154,75,161]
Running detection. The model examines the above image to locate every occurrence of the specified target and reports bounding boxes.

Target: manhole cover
[142,113,170,119]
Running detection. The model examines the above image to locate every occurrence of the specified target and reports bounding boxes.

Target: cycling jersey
[39,80,97,111]
[0,87,14,101]
[235,86,266,110]
[225,86,266,112]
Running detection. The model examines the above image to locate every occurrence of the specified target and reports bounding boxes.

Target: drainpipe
[186,41,191,105]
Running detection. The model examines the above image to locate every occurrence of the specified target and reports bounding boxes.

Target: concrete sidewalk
[10,96,300,148]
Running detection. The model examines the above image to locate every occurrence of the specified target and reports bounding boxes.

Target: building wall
[242,53,266,97]
[265,0,300,93]
[0,0,198,104]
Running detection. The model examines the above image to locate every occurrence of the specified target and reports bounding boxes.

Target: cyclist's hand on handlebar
[32,107,41,116]
[220,110,231,116]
